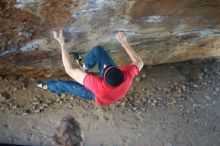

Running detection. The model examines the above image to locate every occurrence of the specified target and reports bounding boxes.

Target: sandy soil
[0,60,219,146]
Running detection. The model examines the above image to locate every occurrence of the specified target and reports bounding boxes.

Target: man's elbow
[65,67,74,75]
[138,60,144,70]
[134,59,144,71]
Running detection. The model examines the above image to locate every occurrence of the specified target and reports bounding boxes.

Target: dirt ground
[0,59,219,146]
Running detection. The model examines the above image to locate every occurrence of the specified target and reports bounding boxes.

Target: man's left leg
[36,80,95,100]
[84,46,116,76]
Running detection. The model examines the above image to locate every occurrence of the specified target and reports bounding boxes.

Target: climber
[36,30,143,106]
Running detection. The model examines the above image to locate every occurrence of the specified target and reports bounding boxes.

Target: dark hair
[52,115,82,146]
[103,66,124,87]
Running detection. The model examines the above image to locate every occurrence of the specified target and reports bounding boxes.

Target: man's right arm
[53,30,87,85]
[115,32,144,71]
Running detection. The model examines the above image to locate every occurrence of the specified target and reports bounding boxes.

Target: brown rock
[0,0,220,77]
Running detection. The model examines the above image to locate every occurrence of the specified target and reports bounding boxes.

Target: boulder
[0,0,220,77]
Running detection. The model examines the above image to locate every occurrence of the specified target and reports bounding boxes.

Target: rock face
[0,0,220,77]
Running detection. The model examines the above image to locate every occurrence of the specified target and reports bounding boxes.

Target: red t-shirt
[83,64,139,106]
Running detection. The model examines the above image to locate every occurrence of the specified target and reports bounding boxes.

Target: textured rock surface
[0,0,220,77]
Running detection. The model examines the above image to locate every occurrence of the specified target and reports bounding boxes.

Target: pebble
[135,77,141,82]
[181,85,186,92]
[43,103,48,107]
[176,88,182,94]
[171,100,176,104]
[32,104,37,109]
[0,76,3,80]
[141,73,146,79]
[135,99,142,105]
[164,143,173,146]
[132,107,137,111]
[12,105,18,110]
[22,112,28,115]
[194,119,199,124]
[163,88,170,93]
[33,97,39,101]
[193,104,200,108]
[0,92,10,101]
[192,84,199,88]
[204,96,211,101]
[156,86,161,90]
[174,82,178,86]
[34,109,41,113]
[157,97,163,101]
[202,82,208,86]
[32,101,40,105]
[61,94,66,98]
[198,71,204,80]
[215,87,219,92]
[13,87,18,91]
[121,102,125,106]
[8,102,12,107]
[103,116,109,121]
[141,97,147,102]
[46,100,52,104]
[151,102,156,106]
[39,105,45,110]
[153,99,158,103]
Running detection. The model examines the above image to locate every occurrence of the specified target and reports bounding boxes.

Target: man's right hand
[53,30,65,47]
[115,32,129,47]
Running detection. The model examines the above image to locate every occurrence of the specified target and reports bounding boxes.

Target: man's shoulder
[83,73,102,85]
[120,64,139,78]
[120,64,139,71]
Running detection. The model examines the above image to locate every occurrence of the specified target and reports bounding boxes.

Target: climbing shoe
[69,52,87,71]
[36,80,48,90]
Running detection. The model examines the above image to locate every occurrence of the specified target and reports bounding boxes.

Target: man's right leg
[37,80,95,100]
[84,46,116,76]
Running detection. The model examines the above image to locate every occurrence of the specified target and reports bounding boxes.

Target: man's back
[83,64,139,105]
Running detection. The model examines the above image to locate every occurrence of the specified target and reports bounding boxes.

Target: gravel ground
[0,59,219,146]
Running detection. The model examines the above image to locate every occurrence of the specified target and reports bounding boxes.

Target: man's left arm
[115,32,144,71]
[53,30,87,85]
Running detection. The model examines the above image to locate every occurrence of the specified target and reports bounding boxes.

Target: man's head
[52,115,83,146]
[103,65,124,87]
